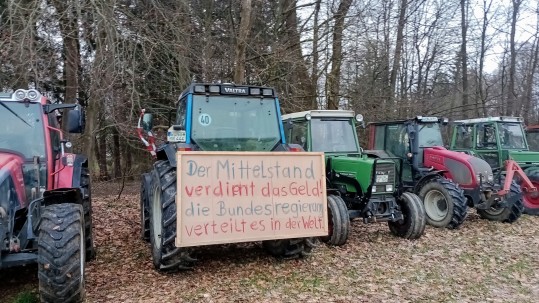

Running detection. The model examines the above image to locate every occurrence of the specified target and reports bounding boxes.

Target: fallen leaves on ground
[2,182,539,303]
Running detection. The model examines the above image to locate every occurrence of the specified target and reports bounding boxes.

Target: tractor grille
[374,162,396,186]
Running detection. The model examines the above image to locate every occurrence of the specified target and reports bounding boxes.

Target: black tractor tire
[150,160,196,272]
[388,192,426,239]
[262,237,318,259]
[419,177,468,229]
[38,203,85,303]
[80,166,95,261]
[140,173,152,242]
[523,170,539,215]
[321,194,350,246]
[478,179,523,223]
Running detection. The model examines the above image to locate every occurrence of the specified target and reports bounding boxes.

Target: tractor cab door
[474,123,502,169]
[374,124,413,181]
[284,119,308,151]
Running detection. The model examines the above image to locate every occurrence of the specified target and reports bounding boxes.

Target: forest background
[1,0,538,180]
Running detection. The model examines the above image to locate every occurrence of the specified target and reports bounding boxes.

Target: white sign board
[175,151,328,247]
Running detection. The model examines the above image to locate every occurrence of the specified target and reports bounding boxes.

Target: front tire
[419,177,467,229]
[321,195,350,246]
[38,203,85,303]
[150,160,196,272]
[262,237,318,259]
[478,179,523,223]
[388,192,426,239]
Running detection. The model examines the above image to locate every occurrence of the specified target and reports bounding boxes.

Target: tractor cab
[140,83,295,155]
[0,89,84,201]
[451,117,534,170]
[368,116,450,182]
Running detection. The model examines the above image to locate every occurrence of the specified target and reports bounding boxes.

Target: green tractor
[525,125,539,152]
[450,117,539,215]
[282,110,426,246]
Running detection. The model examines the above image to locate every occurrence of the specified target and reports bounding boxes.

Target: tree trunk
[96,132,110,181]
[233,0,253,84]
[389,0,408,105]
[460,0,469,118]
[310,0,322,109]
[477,0,492,116]
[327,0,353,109]
[112,127,121,179]
[507,0,522,116]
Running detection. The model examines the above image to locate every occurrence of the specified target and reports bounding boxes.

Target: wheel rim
[523,180,539,207]
[424,189,449,222]
[152,184,162,248]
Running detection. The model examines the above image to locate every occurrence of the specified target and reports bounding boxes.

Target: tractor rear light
[209,85,220,93]
[178,146,193,151]
[14,89,25,100]
[194,85,206,93]
[289,146,302,152]
[262,88,273,96]
[250,88,260,95]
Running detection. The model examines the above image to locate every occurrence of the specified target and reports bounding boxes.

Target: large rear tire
[419,177,467,229]
[150,160,196,272]
[388,192,426,239]
[140,173,151,242]
[523,170,539,215]
[478,178,523,223]
[321,194,350,246]
[80,166,95,261]
[38,203,85,303]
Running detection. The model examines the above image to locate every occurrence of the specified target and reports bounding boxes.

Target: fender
[413,170,445,194]
[56,154,88,189]
[326,158,364,196]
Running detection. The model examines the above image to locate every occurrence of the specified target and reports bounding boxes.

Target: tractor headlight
[27,89,39,101]
[386,184,394,192]
[487,173,494,182]
[14,89,26,100]
[372,186,377,193]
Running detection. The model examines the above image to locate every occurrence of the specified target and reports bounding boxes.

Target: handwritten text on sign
[176,152,328,247]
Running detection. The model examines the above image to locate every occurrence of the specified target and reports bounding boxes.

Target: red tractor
[368,116,534,228]
[0,89,92,302]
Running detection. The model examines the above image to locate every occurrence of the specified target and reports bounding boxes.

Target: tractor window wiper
[0,101,31,127]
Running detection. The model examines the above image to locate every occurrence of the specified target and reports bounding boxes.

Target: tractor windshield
[499,123,527,149]
[0,102,45,158]
[191,95,281,151]
[418,123,443,147]
[311,118,359,153]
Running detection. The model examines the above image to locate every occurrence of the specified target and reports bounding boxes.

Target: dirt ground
[2,181,539,302]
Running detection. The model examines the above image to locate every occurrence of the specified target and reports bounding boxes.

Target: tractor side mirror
[142,113,154,132]
[67,105,85,133]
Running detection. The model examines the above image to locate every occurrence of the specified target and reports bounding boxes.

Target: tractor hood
[507,150,539,166]
[0,152,27,208]
[424,147,493,187]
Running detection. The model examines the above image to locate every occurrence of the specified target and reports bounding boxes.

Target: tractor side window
[374,125,385,149]
[477,124,497,149]
[385,125,409,158]
[175,97,187,129]
[289,121,308,150]
[454,125,473,149]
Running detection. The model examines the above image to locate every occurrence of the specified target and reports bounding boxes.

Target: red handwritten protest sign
[176,151,328,247]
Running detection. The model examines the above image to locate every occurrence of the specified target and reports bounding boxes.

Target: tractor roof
[454,116,524,124]
[0,89,46,105]
[178,83,277,100]
[282,110,355,120]
[368,116,446,126]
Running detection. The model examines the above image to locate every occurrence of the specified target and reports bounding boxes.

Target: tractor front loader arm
[499,160,538,195]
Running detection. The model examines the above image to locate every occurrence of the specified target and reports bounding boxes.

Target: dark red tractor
[0,89,92,302]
